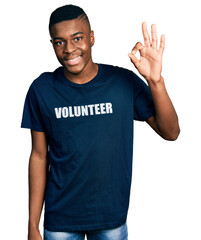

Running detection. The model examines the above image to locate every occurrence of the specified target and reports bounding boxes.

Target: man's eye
[74,37,82,42]
[55,41,63,46]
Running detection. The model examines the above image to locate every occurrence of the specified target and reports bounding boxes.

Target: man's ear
[50,39,53,44]
[90,30,95,47]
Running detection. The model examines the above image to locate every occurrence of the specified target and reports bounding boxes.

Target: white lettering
[106,102,113,113]
[81,105,89,116]
[74,106,81,117]
[62,107,68,118]
[94,104,100,114]
[88,104,94,115]
[54,102,113,119]
[100,103,106,114]
[69,106,74,117]
[55,107,62,118]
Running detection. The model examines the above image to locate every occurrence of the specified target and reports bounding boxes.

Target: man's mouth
[64,56,82,66]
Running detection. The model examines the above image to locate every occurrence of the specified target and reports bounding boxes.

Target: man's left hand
[128,22,165,83]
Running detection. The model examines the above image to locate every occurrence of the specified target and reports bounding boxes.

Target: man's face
[50,18,95,78]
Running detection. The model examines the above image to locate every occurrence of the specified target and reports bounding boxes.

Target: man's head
[49,5,96,80]
[49,5,91,34]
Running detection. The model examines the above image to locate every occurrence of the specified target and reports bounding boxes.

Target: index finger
[142,22,151,47]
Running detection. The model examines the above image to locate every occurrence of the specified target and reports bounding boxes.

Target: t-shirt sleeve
[132,73,156,121]
[21,82,45,132]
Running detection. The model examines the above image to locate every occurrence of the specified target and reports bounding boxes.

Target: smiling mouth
[64,56,82,65]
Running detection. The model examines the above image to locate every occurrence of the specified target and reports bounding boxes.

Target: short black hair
[49,4,91,31]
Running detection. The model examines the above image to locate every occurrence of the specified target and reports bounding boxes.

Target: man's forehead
[50,18,90,36]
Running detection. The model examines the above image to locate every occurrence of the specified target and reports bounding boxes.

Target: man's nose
[64,41,76,53]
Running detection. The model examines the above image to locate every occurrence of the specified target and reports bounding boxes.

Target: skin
[28,130,48,240]
[128,22,180,140]
[28,19,180,240]
[50,17,98,84]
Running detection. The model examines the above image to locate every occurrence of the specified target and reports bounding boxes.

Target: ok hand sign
[128,22,165,83]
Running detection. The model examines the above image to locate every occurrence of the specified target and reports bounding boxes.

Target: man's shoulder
[31,67,61,88]
[99,63,136,80]
[33,68,56,83]
[100,63,132,73]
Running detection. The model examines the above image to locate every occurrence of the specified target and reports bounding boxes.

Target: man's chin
[63,65,84,76]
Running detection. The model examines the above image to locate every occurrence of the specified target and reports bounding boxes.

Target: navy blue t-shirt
[21,64,155,231]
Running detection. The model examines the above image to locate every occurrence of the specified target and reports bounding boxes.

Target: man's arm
[146,76,180,140]
[28,130,48,240]
[129,22,180,140]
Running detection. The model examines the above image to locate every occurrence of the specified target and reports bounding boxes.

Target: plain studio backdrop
[0,0,200,239]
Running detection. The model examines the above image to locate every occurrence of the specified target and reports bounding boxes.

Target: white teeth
[67,56,81,62]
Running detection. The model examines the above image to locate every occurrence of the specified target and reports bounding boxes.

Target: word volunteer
[54,102,113,119]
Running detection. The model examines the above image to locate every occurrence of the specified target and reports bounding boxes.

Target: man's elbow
[161,126,180,141]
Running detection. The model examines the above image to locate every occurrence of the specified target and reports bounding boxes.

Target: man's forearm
[147,76,180,140]
[28,152,48,232]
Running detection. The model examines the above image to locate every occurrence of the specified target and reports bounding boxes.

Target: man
[21,4,180,240]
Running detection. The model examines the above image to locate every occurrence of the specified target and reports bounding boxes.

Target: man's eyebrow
[52,32,84,41]
[53,37,63,41]
[72,31,84,36]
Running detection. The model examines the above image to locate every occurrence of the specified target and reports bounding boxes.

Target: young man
[21,4,180,240]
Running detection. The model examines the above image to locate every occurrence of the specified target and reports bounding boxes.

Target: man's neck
[64,62,99,84]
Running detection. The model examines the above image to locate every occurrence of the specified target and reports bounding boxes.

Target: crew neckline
[59,64,103,88]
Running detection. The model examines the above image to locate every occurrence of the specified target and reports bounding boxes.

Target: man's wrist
[147,75,165,89]
[28,219,40,232]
